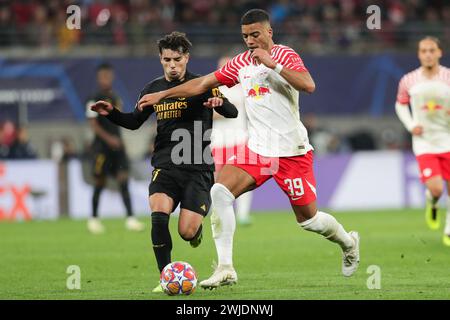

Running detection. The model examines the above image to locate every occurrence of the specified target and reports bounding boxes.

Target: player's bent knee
[216,166,254,197]
[117,177,129,185]
[428,185,444,198]
[94,177,106,188]
[178,226,197,241]
[149,193,174,213]
[210,183,235,206]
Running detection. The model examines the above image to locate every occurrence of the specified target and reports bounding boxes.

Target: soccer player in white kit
[395,36,450,246]
[211,56,253,225]
[138,9,360,288]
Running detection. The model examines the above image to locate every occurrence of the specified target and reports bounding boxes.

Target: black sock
[92,186,103,218]
[119,181,133,217]
[151,212,172,273]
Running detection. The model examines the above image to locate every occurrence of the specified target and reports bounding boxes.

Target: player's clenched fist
[203,97,223,108]
[90,100,113,115]
[138,92,163,111]
[411,125,424,136]
[250,48,276,69]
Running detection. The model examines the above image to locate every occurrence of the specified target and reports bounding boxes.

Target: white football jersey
[214,44,313,157]
[211,84,248,148]
[397,65,450,155]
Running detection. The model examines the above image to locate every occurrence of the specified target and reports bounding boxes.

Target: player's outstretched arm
[203,89,238,118]
[90,100,151,130]
[208,98,238,118]
[138,73,221,111]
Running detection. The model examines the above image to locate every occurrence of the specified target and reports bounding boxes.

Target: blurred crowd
[0,120,37,159]
[0,119,157,163]
[0,0,448,53]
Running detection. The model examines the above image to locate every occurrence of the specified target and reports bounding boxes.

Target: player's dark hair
[157,31,192,54]
[419,36,442,50]
[96,62,113,72]
[241,9,270,25]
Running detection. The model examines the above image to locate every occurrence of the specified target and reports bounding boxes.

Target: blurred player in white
[395,36,450,246]
[137,9,360,288]
[211,56,253,226]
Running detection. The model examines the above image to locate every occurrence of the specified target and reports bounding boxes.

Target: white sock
[236,191,253,222]
[300,211,354,250]
[445,196,450,235]
[210,183,236,266]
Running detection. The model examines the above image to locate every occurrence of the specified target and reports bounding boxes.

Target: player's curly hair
[157,31,192,54]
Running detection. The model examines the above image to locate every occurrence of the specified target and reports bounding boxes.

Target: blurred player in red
[396,36,450,246]
[211,56,253,226]
[137,9,360,288]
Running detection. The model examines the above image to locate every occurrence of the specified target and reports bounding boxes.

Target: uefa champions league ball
[160,261,198,295]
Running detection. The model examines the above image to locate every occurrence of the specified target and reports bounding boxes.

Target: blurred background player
[137,9,360,288]
[211,56,253,226]
[89,32,237,292]
[395,36,450,246]
[85,63,144,234]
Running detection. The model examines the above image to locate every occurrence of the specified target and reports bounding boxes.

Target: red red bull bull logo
[421,100,443,112]
[247,84,271,100]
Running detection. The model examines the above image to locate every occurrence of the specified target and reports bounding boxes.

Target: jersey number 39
[284,178,304,197]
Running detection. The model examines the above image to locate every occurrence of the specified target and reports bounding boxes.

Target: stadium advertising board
[0,160,59,221]
[66,151,428,218]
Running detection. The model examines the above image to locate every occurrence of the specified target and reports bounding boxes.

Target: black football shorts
[92,149,129,177]
[148,167,214,216]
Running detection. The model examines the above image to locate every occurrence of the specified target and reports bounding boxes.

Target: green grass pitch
[1,209,449,300]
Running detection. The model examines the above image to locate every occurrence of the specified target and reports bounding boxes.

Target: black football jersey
[86,90,123,150]
[106,71,238,171]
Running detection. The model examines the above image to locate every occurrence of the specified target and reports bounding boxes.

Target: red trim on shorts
[416,152,450,183]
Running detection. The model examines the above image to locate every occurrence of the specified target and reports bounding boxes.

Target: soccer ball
[160,261,197,296]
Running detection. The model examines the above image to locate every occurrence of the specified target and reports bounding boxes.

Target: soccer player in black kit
[89,32,238,292]
[86,63,145,234]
